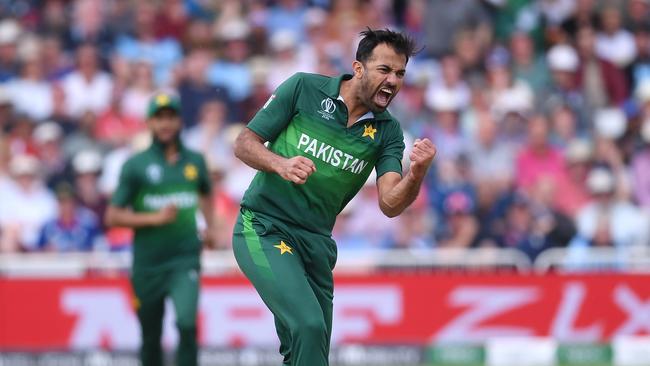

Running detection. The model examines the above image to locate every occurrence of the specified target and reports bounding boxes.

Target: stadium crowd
[0,0,649,263]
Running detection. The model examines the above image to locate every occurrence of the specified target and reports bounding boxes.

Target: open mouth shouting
[374,86,394,109]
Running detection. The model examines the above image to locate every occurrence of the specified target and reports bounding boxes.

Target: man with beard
[231,28,435,365]
[105,92,213,366]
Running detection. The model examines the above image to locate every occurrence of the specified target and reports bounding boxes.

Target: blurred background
[1,0,650,365]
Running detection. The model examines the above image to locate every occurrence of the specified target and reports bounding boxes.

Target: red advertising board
[1,273,649,350]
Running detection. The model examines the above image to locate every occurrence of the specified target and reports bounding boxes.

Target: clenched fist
[277,156,317,184]
[408,138,436,180]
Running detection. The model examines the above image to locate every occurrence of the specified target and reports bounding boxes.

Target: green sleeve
[197,155,212,195]
[247,73,302,142]
[375,121,405,178]
[110,159,138,207]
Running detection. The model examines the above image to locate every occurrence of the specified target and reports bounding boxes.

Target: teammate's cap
[147,92,181,118]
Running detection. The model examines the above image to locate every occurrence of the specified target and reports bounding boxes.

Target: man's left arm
[197,156,216,249]
[377,138,436,217]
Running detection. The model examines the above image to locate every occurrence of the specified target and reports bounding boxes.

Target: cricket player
[105,92,213,366]
[232,28,436,365]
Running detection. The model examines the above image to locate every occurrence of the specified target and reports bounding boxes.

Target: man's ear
[352,60,364,79]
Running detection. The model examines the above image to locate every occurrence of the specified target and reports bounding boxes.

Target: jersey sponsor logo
[262,94,276,109]
[273,241,293,255]
[297,133,369,175]
[143,191,198,210]
[363,123,377,140]
[318,98,336,120]
[184,163,198,181]
[146,164,162,183]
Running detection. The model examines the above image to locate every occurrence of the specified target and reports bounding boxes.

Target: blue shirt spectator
[37,185,102,252]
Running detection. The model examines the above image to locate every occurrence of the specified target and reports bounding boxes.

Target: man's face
[357,43,407,113]
[149,109,181,144]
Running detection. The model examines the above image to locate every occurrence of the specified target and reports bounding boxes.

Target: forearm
[199,195,215,230]
[379,172,423,217]
[233,128,284,173]
[104,206,160,228]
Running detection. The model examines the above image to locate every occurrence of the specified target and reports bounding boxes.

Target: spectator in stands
[6,114,37,157]
[436,190,479,248]
[265,30,316,91]
[208,20,253,104]
[555,138,593,217]
[549,104,580,146]
[114,1,183,86]
[0,19,22,82]
[183,98,231,166]
[0,154,57,251]
[155,0,189,40]
[423,0,491,58]
[510,31,551,94]
[32,121,67,188]
[8,40,54,121]
[61,43,113,119]
[627,0,650,32]
[485,47,535,122]
[631,120,650,212]
[72,149,107,227]
[496,192,553,261]
[383,192,435,249]
[425,54,471,114]
[595,5,637,69]
[178,49,229,128]
[576,25,628,109]
[629,23,650,89]
[95,87,145,147]
[467,110,515,192]
[560,0,599,41]
[425,82,467,163]
[36,183,102,252]
[65,0,115,57]
[41,35,74,81]
[572,167,650,249]
[542,44,589,128]
[121,60,155,121]
[264,0,309,41]
[516,114,565,193]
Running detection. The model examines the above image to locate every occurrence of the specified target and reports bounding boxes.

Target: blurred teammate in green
[106,92,213,366]
[232,28,436,366]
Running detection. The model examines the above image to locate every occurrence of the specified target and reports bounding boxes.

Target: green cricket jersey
[241,72,405,236]
[111,140,211,272]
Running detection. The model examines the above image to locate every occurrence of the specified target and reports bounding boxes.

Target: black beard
[153,133,180,149]
[360,77,387,114]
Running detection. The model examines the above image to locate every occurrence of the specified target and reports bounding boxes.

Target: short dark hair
[355,28,419,64]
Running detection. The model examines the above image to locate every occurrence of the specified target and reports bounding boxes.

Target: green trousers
[130,264,200,366]
[232,208,337,366]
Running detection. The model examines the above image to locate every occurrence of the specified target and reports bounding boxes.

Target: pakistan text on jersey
[297,133,369,175]
[143,192,198,210]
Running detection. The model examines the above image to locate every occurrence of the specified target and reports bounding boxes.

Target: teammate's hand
[277,156,316,184]
[156,205,178,225]
[408,138,436,180]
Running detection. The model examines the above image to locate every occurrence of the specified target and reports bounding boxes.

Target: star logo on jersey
[156,94,170,106]
[184,164,198,181]
[273,241,293,255]
[362,124,377,140]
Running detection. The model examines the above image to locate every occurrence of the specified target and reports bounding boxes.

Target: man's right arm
[104,205,177,228]
[104,158,178,228]
[233,128,316,185]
